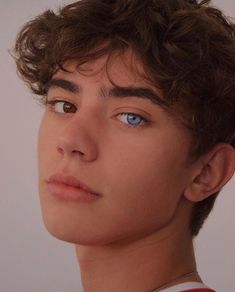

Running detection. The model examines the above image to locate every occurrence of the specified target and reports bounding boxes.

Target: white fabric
[155,281,209,292]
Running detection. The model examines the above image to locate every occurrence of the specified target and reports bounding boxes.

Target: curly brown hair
[13,0,235,236]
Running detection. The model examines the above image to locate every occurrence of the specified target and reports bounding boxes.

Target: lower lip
[47,182,99,202]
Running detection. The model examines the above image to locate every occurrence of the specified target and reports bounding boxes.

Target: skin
[38,50,235,291]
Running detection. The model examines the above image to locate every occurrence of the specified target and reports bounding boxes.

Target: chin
[41,209,148,247]
[40,208,118,246]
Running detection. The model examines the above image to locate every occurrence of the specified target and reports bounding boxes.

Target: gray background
[0,1,234,291]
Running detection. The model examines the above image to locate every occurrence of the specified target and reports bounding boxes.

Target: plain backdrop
[0,1,234,291]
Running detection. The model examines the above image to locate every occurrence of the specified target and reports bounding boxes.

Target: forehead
[54,49,152,88]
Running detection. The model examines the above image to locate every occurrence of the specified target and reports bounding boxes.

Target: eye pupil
[63,102,76,113]
[127,114,142,126]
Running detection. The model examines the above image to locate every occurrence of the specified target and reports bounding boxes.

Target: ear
[184,144,235,202]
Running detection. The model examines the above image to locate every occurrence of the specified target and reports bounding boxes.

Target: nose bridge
[56,112,98,161]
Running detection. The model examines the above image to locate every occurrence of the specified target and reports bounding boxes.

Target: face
[38,51,194,246]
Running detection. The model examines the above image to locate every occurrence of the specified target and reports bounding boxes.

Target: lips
[46,173,100,201]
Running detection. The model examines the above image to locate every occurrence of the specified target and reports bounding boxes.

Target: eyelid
[45,97,77,106]
[45,98,77,114]
[46,95,71,102]
[113,106,152,120]
[118,112,147,120]
[45,99,64,108]
[46,99,64,104]
[115,111,150,129]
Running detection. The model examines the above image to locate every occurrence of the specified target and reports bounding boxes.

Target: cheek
[105,132,189,195]
[38,116,57,171]
[100,137,189,232]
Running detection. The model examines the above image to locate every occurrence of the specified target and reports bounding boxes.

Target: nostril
[57,145,85,157]
[72,149,85,156]
[57,146,64,155]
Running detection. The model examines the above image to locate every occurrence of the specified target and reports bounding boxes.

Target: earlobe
[184,144,235,202]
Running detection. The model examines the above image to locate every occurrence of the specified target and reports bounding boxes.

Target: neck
[75,229,200,292]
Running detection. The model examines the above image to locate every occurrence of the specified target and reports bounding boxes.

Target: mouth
[46,173,100,202]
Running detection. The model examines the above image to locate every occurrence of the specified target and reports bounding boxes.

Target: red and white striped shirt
[156,282,215,292]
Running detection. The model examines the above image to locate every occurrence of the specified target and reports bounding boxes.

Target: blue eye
[118,113,145,127]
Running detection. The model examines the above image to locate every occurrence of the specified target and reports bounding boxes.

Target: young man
[13,0,235,291]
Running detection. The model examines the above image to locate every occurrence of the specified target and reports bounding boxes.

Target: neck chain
[151,270,199,292]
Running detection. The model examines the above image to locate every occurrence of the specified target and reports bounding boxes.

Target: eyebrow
[46,78,170,108]
[46,78,80,93]
[108,86,169,108]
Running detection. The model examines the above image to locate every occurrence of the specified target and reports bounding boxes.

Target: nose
[56,114,98,162]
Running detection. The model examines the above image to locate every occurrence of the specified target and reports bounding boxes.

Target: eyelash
[117,112,147,127]
[45,99,77,114]
[45,99,148,128]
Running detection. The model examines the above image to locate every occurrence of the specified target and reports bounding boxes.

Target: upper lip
[47,173,100,196]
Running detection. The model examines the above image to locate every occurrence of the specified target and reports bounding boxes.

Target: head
[14,0,235,243]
